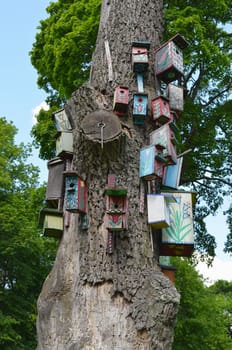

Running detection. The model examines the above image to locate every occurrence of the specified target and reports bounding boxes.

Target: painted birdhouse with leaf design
[151,96,171,125]
[63,171,87,213]
[139,144,165,180]
[105,187,128,231]
[133,93,148,125]
[113,86,129,116]
[160,191,195,257]
[155,34,188,83]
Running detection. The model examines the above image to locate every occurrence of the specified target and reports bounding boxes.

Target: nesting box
[163,157,183,189]
[113,86,129,116]
[132,41,150,72]
[64,171,87,213]
[133,93,148,125]
[55,131,73,156]
[151,96,171,125]
[159,256,176,285]
[39,208,63,238]
[147,194,175,229]
[139,144,165,180]
[167,84,184,113]
[52,108,72,132]
[160,191,195,257]
[46,157,65,209]
[149,124,177,165]
[155,34,188,83]
[105,187,128,231]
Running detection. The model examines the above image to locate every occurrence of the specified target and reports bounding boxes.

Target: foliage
[0,117,57,349]
[30,0,232,256]
[172,258,232,349]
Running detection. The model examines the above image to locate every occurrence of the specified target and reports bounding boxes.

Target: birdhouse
[151,96,171,125]
[139,144,165,180]
[149,124,177,165]
[113,86,129,116]
[39,208,63,238]
[155,34,188,83]
[133,93,148,125]
[46,157,65,209]
[162,157,183,189]
[132,41,150,73]
[105,187,128,231]
[160,191,195,257]
[147,193,176,229]
[55,131,73,156]
[52,108,73,132]
[167,84,184,114]
[159,256,176,285]
[64,171,87,213]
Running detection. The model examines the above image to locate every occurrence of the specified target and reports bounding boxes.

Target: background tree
[30,0,232,258]
[0,117,57,349]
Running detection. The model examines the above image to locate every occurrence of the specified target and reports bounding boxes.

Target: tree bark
[36,1,180,349]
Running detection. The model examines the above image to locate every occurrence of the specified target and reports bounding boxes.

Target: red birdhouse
[105,187,128,231]
[151,96,171,125]
[132,41,150,73]
[113,86,129,116]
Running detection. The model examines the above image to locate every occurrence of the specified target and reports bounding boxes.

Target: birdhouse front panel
[46,157,65,208]
[64,173,87,213]
[155,41,184,83]
[39,208,63,238]
[133,93,148,125]
[139,145,165,180]
[113,87,129,115]
[56,132,73,156]
[167,84,184,113]
[163,157,183,189]
[53,108,72,132]
[105,190,128,231]
[132,46,149,73]
[151,96,171,125]
[147,194,171,229]
[160,191,195,256]
[149,124,177,165]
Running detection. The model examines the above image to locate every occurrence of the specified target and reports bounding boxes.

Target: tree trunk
[36,1,180,349]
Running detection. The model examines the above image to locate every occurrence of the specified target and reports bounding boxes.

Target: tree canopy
[30,0,232,257]
[0,117,57,349]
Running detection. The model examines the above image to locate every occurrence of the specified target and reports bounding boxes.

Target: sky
[0,1,231,285]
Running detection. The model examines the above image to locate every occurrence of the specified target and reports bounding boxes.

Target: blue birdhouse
[133,93,148,125]
[64,171,87,213]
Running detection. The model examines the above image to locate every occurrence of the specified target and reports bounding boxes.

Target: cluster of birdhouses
[39,107,88,238]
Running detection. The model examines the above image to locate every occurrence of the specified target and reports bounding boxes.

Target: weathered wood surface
[36,1,180,349]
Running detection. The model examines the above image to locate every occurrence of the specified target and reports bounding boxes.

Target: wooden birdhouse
[155,34,188,83]
[46,157,65,210]
[133,93,148,125]
[162,157,183,189]
[113,86,129,116]
[55,131,73,157]
[63,171,87,213]
[105,187,128,231]
[132,41,150,73]
[139,144,165,180]
[167,84,184,114]
[147,193,175,229]
[149,124,177,165]
[160,191,195,257]
[52,108,73,132]
[39,208,63,238]
[159,256,176,285]
[151,96,171,125]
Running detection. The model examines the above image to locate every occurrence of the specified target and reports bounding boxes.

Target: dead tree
[36,1,180,349]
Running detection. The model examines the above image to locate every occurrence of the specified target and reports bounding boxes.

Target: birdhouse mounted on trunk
[133,93,148,125]
[155,34,188,83]
[132,41,150,73]
[159,256,176,285]
[63,171,87,213]
[105,187,128,231]
[162,157,183,189]
[147,193,176,229]
[167,84,184,114]
[149,124,177,165]
[46,157,65,210]
[151,96,171,125]
[55,131,73,157]
[52,108,73,132]
[139,144,165,180]
[160,191,195,257]
[39,208,63,238]
[113,86,129,116]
